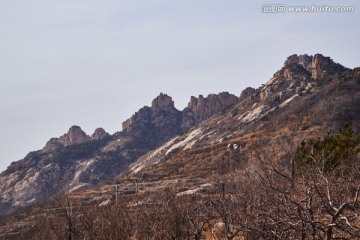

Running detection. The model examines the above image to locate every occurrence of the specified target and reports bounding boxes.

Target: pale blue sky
[0,0,359,171]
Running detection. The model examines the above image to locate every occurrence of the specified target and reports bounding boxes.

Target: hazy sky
[0,0,359,171]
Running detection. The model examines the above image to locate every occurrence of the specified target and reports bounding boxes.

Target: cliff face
[122,93,179,132]
[122,92,239,145]
[181,92,238,130]
[122,93,182,147]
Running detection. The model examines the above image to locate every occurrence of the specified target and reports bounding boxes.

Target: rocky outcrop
[181,92,238,130]
[122,93,180,132]
[122,93,182,147]
[311,54,332,79]
[60,126,90,146]
[282,53,346,80]
[91,128,109,140]
[261,54,347,103]
[151,92,175,110]
[299,55,313,72]
[284,54,312,72]
[43,126,91,152]
[240,87,256,100]
[122,92,239,145]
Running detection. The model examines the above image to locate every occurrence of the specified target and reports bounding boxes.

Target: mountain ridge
[0,91,239,216]
[0,53,359,220]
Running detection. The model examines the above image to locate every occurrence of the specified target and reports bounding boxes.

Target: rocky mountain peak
[122,91,239,144]
[151,93,175,110]
[62,126,90,146]
[187,92,238,113]
[91,128,109,140]
[282,53,345,80]
[311,53,336,79]
[261,54,347,103]
[43,125,91,152]
[181,92,238,130]
[122,93,181,140]
[284,54,313,72]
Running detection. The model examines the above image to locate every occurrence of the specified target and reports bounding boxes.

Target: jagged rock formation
[122,93,182,147]
[0,91,238,216]
[122,93,179,131]
[151,92,175,110]
[127,54,359,177]
[122,92,239,144]
[91,128,109,140]
[260,53,348,103]
[284,54,312,72]
[282,53,346,80]
[181,92,238,130]
[43,126,91,152]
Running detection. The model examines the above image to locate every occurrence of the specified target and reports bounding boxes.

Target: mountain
[1,53,360,238]
[1,53,359,221]
[125,54,359,180]
[0,92,238,216]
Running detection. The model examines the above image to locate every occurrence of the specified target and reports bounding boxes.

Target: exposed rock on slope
[122,93,182,148]
[91,128,109,140]
[0,92,238,216]
[122,92,238,146]
[126,54,359,178]
[43,126,91,152]
[0,127,112,215]
[0,53,357,219]
[181,92,238,130]
[282,53,346,80]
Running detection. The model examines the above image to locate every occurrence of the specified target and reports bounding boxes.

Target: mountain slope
[124,54,360,184]
[0,92,238,216]
[1,53,359,219]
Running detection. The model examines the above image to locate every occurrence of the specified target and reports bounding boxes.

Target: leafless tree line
[12,136,360,240]
[15,164,358,239]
